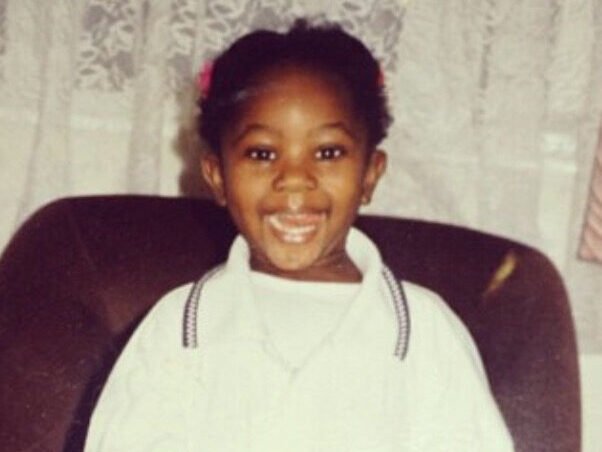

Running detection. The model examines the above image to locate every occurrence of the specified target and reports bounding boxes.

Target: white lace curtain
[0,0,600,350]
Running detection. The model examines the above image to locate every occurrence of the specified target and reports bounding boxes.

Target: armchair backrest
[0,196,580,452]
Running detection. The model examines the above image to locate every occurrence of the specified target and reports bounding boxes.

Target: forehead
[251,65,349,101]
[231,66,363,131]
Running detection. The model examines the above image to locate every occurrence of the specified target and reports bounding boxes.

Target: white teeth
[267,214,322,243]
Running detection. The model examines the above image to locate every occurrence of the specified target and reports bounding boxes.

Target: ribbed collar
[197,228,398,359]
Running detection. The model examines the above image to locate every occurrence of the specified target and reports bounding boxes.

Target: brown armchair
[0,195,580,452]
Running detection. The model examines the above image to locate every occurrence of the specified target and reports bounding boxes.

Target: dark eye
[315,146,345,160]
[245,148,276,161]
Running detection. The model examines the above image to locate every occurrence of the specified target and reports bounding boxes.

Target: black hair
[198,19,392,153]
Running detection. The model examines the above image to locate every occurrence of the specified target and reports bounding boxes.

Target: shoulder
[133,283,194,346]
[85,282,199,451]
[110,282,196,370]
[401,281,483,370]
[400,282,514,450]
[402,280,461,331]
[92,282,199,405]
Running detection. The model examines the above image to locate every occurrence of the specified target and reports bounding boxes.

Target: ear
[361,149,387,205]
[200,152,227,206]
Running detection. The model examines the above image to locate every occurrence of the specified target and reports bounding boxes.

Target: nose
[272,157,317,192]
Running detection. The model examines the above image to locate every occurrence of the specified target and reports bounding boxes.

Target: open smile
[266,212,326,244]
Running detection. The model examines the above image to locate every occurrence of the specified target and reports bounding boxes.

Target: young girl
[85,21,514,451]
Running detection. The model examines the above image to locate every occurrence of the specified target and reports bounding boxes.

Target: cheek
[223,162,266,198]
[321,166,366,200]
[222,170,270,229]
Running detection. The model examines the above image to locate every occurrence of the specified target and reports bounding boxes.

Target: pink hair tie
[197,61,214,98]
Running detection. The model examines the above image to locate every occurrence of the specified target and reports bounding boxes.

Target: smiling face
[201,66,386,282]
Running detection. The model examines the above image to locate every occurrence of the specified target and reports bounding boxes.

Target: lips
[266,212,325,244]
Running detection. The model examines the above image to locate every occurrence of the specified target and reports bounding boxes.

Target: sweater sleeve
[84,284,197,452]
[404,282,515,452]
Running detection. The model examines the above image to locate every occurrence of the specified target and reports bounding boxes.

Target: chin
[266,248,321,273]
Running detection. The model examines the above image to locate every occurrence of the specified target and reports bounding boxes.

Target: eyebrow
[233,121,359,145]
[232,124,281,145]
[313,122,359,141]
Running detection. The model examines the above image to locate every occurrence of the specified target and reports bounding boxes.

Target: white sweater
[85,228,514,452]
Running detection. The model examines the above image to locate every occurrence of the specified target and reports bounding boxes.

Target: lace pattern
[76,0,138,91]
[74,0,405,93]
[168,0,198,91]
